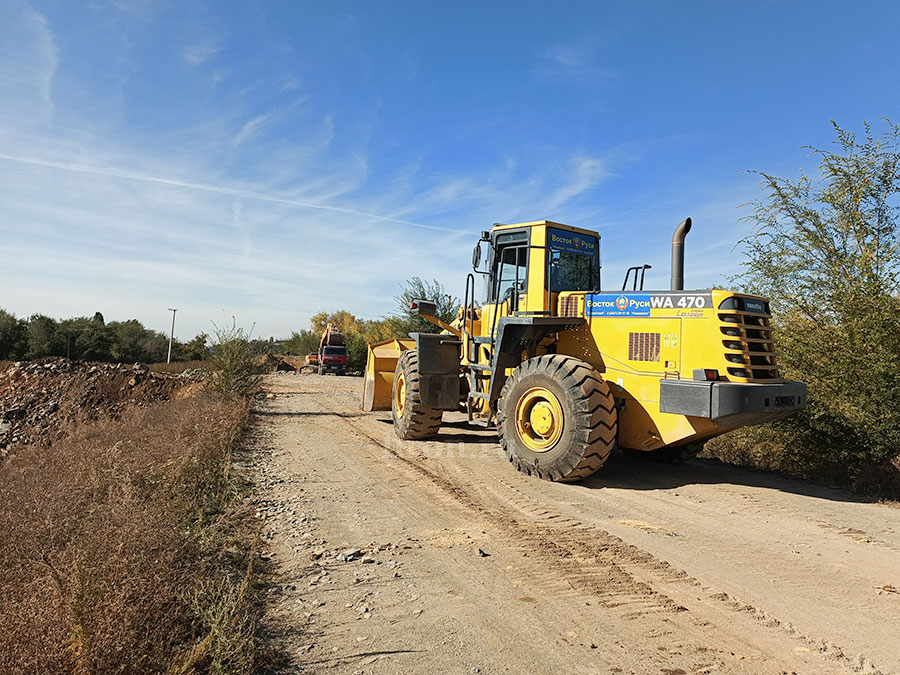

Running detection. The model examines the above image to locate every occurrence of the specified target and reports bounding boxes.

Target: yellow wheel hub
[515,387,564,452]
[395,371,407,417]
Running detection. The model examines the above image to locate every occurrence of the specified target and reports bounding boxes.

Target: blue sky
[1,1,898,340]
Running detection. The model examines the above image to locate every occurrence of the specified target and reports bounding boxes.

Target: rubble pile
[253,353,293,372]
[0,358,194,459]
[253,353,312,373]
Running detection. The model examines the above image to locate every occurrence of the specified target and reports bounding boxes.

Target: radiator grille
[629,332,660,362]
[718,297,779,380]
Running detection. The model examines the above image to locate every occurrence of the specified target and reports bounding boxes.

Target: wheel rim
[515,387,564,452]
[395,371,407,417]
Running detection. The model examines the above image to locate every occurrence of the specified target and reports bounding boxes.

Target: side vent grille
[629,332,660,362]
[559,295,580,317]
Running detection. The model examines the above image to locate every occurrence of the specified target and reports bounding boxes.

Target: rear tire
[392,350,442,440]
[497,355,617,482]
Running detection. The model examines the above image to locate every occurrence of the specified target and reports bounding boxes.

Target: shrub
[205,319,263,397]
[708,119,900,494]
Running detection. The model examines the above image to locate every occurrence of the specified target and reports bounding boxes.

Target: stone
[342,548,363,561]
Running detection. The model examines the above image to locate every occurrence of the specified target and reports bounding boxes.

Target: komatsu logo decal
[588,294,651,316]
[587,292,712,317]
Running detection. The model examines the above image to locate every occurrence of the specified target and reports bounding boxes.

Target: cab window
[495,246,528,303]
[546,227,600,292]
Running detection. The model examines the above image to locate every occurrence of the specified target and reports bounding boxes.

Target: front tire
[498,355,617,482]
[392,350,442,439]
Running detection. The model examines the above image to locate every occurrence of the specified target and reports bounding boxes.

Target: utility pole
[167,308,177,363]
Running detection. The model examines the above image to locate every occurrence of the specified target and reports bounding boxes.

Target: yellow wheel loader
[362,219,806,481]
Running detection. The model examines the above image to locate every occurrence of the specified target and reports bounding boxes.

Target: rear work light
[693,369,720,381]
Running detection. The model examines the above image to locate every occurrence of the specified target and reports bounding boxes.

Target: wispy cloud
[280,73,300,91]
[0,152,465,233]
[233,111,277,146]
[0,4,59,124]
[546,155,610,210]
[184,37,222,66]
[535,43,617,89]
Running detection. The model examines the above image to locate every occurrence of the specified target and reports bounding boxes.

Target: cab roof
[492,220,600,238]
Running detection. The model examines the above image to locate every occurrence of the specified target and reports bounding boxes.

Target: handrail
[622,264,652,291]
[464,273,475,362]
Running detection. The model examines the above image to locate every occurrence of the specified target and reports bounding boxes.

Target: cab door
[482,229,530,333]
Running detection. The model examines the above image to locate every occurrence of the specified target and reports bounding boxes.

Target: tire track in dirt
[311,388,885,675]
[463,467,889,675]
[320,397,684,611]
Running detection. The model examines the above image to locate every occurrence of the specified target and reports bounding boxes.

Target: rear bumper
[659,379,806,427]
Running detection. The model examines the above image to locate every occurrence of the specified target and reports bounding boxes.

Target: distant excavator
[317,323,347,376]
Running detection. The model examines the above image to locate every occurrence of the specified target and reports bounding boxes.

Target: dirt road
[252,374,900,675]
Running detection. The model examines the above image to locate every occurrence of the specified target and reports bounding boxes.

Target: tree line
[0,276,456,369]
[0,310,210,363]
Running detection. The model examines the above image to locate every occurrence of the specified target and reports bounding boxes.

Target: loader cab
[485,221,601,316]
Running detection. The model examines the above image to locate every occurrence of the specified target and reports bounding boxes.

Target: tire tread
[392,350,442,440]
[498,354,617,482]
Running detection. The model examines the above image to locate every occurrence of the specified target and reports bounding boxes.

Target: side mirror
[472,242,483,270]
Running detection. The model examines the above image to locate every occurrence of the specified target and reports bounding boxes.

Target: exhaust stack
[670,217,692,291]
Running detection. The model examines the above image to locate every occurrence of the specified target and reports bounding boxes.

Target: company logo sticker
[588,294,652,317]
[586,292,713,317]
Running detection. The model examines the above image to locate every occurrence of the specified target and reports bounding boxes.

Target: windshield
[547,228,600,292]
[323,347,346,355]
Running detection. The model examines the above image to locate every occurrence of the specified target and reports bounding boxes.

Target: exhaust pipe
[670,217,692,291]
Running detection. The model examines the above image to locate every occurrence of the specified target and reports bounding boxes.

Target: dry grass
[149,360,206,374]
[0,393,262,674]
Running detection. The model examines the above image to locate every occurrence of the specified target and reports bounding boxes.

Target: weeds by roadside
[0,392,266,673]
[205,319,263,397]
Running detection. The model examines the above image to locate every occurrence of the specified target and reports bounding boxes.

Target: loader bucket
[361,338,415,411]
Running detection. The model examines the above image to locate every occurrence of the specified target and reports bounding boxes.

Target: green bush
[708,119,900,494]
[205,320,263,397]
